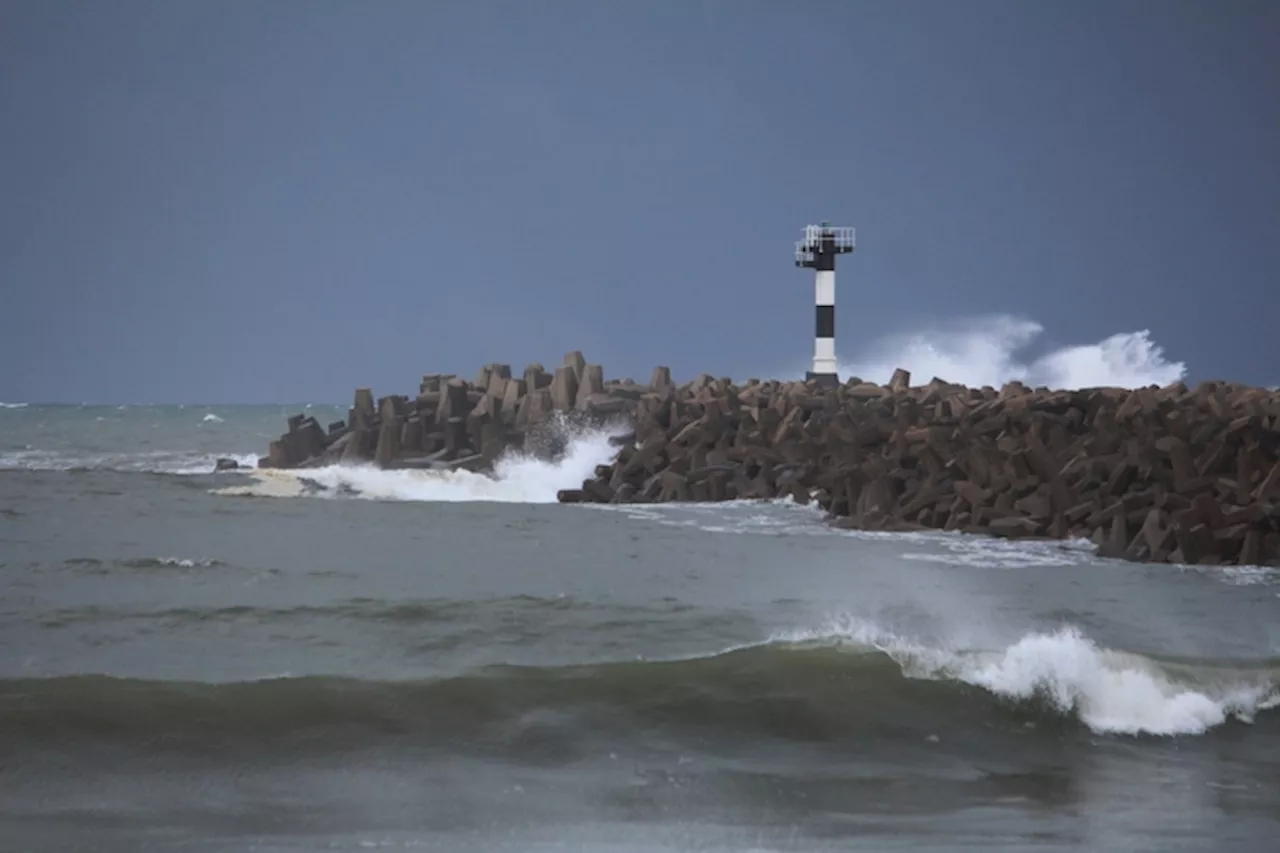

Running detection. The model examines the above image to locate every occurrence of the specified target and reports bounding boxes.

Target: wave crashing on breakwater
[833,314,1187,389]
[215,427,624,503]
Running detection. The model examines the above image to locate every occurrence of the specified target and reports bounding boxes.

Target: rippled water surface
[2,405,1278,852]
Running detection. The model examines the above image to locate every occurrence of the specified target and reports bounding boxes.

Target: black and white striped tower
[795,221,855,388]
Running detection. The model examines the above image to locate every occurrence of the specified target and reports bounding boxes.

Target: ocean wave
[35,593,619,626]
[943,629,1276,736]
[0,450,258,475]
[63,556,226,569]
[772,620,1278,737]
[122,556,225,570]
[4,623,1273,749]
[0,402,28,409]
[214,427,623,504]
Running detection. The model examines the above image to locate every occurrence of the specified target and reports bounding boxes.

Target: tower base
[805,371,840,389]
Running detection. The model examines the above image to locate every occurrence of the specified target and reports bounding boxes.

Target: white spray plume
[827,313,1186,389]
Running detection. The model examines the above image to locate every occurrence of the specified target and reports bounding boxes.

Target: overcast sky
[2,0,1277,403]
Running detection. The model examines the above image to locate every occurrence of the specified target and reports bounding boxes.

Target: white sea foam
[215,426,624,504]
[822,313,1186,389]
[899,533,1098,570]
[1204,566,1280,587]
[591,500,1101,568]
[0,402,28,409]
[202,413,225,423]
[592,497,828,535]
[940,628,1275,735]
[771,618,1278,737]
[594,501,1280,589]
[128,557,222,569]
[0,450,259,475]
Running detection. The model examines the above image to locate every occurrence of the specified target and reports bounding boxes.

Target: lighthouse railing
[799,225,856,252]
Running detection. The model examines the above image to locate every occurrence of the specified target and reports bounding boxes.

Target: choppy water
[2,405,1279,852]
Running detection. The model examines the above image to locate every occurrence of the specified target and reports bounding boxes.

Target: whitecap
[775,617,1277,737]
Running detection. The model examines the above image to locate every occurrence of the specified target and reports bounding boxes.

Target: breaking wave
[62,556,226,572]
[832,313,1187,389]
[214,427,622,503]
[0,450,259,475]
[4,621,1273,747]
[0,402,28,409]
[775,619,1278,737]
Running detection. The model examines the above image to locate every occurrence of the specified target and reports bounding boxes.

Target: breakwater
[260,351,1280,567]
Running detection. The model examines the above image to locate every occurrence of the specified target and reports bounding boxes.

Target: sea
[2,401,1279,853]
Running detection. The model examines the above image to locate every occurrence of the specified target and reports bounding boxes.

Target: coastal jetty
[260,351,1280,568]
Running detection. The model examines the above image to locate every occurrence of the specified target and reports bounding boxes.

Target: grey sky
[2,0,1277,403]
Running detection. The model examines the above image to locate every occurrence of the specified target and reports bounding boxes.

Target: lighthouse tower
[794,222,856,388]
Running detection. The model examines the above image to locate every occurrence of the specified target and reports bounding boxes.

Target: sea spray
[816,313,1188,388]
[932,626,1275,736]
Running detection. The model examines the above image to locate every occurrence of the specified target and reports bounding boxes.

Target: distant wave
[815,313,1188,389]
[0,450,258,475]
[215,427,623,504]
[33,593,663,629]
[201,413,225,423]
[3,622,1273,750]
[122,556,225,570]
[56,557,229,579]
[0,402,28,409]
